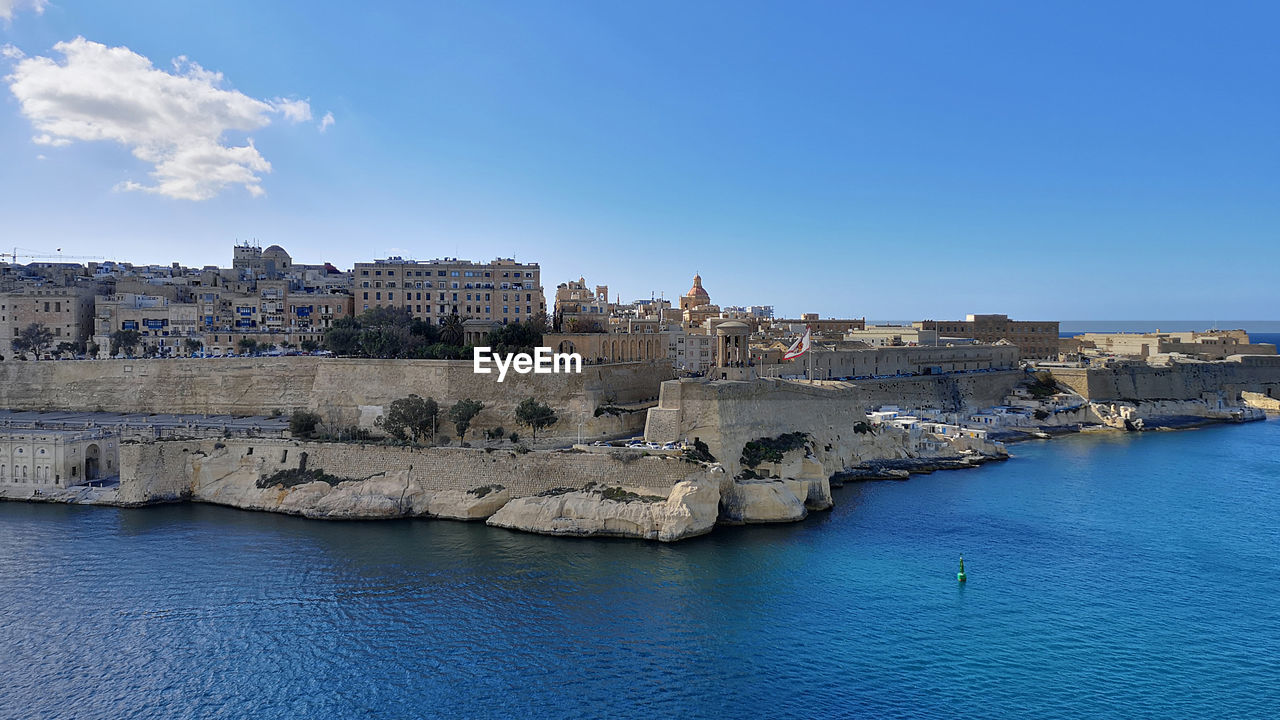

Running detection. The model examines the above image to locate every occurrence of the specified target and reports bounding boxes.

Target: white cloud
[273,97,312,123]
[4,37,313,200]
[319,111,335,133]
[0,0,48,24]
[2,44,26,60]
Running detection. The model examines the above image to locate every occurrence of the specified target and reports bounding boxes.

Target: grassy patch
[257,467,345,489]
[598,486,665,503]
[468,484,505,498]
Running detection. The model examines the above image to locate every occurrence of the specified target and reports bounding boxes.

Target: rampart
[1049,356,1280,402]
[0,357,672,440]
[647,369,1026,476]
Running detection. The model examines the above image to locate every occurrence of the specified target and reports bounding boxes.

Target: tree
[377,394,439,443]
[86,341,99,358]
[486,316,546,355]
[237,337,259,355]
[440,314,465,347]
[11,323,54,360]
[300,339,320,353]
[55,341,79,359]
[515,397,558,440]
[184,337,204,356]
[289,410,322,438]
[110,329,142,358]
[447,398,484,444]
[322,307,449,359]
[564,316,605,334]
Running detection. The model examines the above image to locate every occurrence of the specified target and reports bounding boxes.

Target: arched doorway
[85,444,101,481]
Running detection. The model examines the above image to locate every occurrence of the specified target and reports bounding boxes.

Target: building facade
[353,256,546,325]
[0,429,119,489]
[915,314,1058,360]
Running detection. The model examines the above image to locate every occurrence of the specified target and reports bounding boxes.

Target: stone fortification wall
[0,357,672,440]
[650,370,1024,476]
[1050,357,1280,402]
[118,437,693,505]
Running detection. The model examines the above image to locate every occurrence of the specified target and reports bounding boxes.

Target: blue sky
[1,1,1276,319]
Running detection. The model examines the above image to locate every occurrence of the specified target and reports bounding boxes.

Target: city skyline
[2,1,1277,319]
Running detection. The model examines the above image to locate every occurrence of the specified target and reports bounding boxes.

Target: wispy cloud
[319,111,335,133]
[4,37,313,200]
[0,0,48,24]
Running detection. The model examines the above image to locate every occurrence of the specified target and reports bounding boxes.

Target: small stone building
[0,429,119,489]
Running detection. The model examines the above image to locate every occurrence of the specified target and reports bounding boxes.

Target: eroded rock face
[720,479,807,524]
[303,472,424,519]
[486,477,721,542]
[426,488,512,521]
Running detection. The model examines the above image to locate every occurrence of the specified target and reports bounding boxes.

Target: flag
[783,326,811,361]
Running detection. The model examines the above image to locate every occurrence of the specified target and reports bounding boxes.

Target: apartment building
[915,314,1059,360]
[352,256,546,325]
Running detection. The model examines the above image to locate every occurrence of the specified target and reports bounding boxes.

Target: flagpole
[807,324,813,384]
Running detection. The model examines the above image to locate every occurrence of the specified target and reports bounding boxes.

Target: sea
[2,419,1278,719]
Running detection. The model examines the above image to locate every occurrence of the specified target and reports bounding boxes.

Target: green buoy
[957,555,967,583]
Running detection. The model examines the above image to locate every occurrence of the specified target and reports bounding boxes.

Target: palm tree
[441,314,465,346]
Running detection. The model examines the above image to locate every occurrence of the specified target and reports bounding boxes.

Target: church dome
[686,273,709,298]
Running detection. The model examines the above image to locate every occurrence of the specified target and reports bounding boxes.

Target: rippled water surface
[2,421,1279,719]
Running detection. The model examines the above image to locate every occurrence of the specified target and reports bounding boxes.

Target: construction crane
[1,247,105,263]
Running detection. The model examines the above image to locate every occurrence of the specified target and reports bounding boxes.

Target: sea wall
[0,357,672,440]
[1050,357,1280,402]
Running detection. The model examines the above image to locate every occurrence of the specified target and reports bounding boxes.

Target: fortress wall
[118,438,695,504]
[660,370,1025,476]
[1050,359,1280,401]
[0,357,672,439]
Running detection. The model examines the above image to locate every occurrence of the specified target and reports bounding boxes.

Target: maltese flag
[783,326,811,361]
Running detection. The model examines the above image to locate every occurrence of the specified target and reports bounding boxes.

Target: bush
[508,432,520,444]
[598,486,665,503]
[468,484,505,498]
[740,432,809,469]
[257,467,344,489]
[682,438,716,463]
[514,443,530,454]
[289,410,322,438]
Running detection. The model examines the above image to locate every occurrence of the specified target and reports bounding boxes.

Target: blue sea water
[2,421,1279,719]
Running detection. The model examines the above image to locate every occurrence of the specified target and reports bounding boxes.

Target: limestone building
[0,287,96,355]
[353,256,546,325]
[915,314,1058,359]
[554,277,611,330]
[0,429,119,489]
[1070,329,1276,361]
